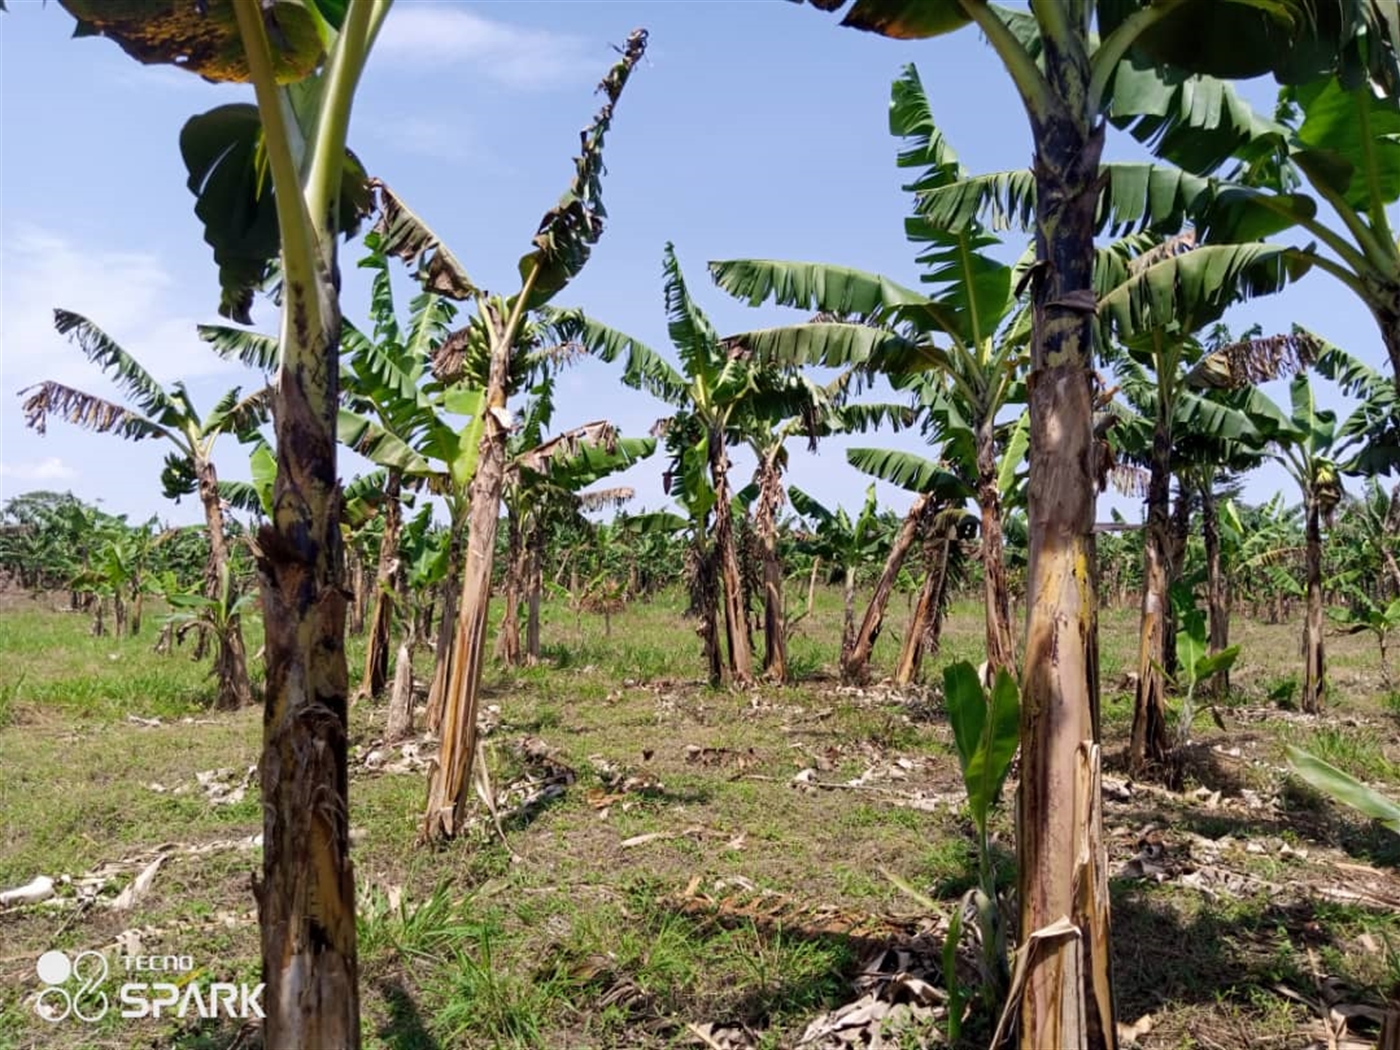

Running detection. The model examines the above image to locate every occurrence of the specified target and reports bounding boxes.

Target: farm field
[1,587,1397,1050]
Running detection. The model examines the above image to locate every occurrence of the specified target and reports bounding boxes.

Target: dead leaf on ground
[110,855,164,911]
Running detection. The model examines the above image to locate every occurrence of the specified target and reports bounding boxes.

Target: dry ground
[1,585,1398,1049]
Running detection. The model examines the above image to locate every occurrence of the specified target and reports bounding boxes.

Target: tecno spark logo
[35,950,108,1022]
[34,950,264,1023]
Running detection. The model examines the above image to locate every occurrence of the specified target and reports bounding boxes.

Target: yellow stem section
[961,0,1057,125]
[305,0,383,236]
[231,0,319,314]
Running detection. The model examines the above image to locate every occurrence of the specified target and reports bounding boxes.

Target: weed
[0,672,21,728]
[1267,674,1300,710]
[359,883,489,967]
[433,927,576,1048]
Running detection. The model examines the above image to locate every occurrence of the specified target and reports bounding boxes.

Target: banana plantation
[3,2,1400,1049]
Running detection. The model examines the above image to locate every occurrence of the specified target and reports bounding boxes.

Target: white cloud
[0,457,77,481]
[0,226,240,397]
[361,114,476,165]
[374,6,596,89]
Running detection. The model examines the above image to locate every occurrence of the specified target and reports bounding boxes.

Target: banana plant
[52,1,394,1036]
[347,247,455,697]
[20,309,268,669]
[70,514,157,639]
[736,381,907,683]
[1331,480,1400,601]
[840,442,977,685]
[1096,238,1313,770]
[163,560,258,711]
[548,243,827,687]
[495,383,655,667]
[364,32,648,844]
[941,659,1021,1026]
[1166,605,1240,749]
[787,483,887,671]
[1332,592,1400,689]
[1260,357,1385,712]
[710,64,1030,682]
[781,4,1381,1042]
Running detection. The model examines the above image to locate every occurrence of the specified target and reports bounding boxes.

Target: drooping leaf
[710,257,927,316]
[617,510,689,536]
[18,382,168,444]
[180,105,372,322]
[517,29,649,310]
[725,323,916,371]
[217,479,265,516]
[199,324,281,373]
[544,308,689,407]
[51,310,178,424]
[338,410,432,479]
[1193,644,1240,681]
[1286,745,1400,832]
[846,446,972,499]
[1104,0,1357,84]
[1107,58,1292,177]
[370,181,479,300]
[201,385,272,440]
[786,485,836,528]
[1100,242,1314,339]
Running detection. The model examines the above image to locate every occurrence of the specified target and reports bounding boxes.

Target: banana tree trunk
[114,592,128,637]
[978,417,1015,679]
[1200,481,1230,697]
[695,537,724,686]
[840,568,858,668]
[805,557,820,618]
[361,471,402,699]
[254,300,359,1047]
[895,521,953,686]
[1302,494,1326,713]
[710,434,753,684]
[755,458,788,682]
[1130,400,1173,773]
[216,615,255,711]
[844,494,930,685]
[495,512,525,667]
[1017,36,1115,1048]
[347,546,367,636]
[195,457,231,662]
[385,618,416,744]
[91,597,106,637]
[525,532,544,663]
[1374,298,1400,382]
[425,531,464,734]
[421,315,512,844]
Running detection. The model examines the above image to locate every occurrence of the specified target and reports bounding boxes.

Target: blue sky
[0,1,1389,529]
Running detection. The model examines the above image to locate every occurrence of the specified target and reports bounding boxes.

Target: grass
[1,583,1398,1049]
[1284,723,1399,782]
